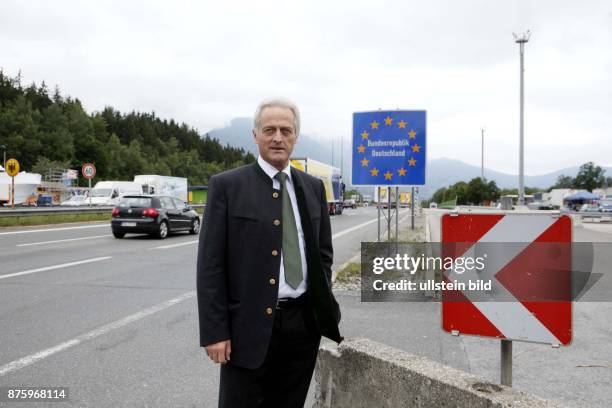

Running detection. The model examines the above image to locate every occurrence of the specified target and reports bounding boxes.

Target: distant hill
[206,118,332,164]
[206,118,611,198]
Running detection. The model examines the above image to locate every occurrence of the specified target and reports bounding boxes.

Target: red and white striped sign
[441,212,572,346]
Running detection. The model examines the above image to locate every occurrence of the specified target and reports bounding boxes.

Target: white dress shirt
[257,156,308,298]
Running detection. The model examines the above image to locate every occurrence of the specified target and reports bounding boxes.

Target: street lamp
[513,30,530,206]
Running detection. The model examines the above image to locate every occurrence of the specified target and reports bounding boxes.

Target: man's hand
[204,340,231,364]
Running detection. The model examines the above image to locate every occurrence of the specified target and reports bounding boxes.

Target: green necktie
[275,172,303,289]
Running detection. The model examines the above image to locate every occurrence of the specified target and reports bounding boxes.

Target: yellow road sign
[6,158,20,177]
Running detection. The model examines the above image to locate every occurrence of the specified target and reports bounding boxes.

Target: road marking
[152,240,199,249]
[331,209,410,239]
[0,224,109,236]
[16,235,111,247]
[0,257,112,280]
[0,291,195,377]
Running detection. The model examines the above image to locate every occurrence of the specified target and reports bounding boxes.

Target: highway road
[0,208,610,407]
[0,206,412,407]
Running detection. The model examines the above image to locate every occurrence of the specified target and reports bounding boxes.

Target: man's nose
[272,129,283,142]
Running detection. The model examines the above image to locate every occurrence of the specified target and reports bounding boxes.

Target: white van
[90,181,143,206]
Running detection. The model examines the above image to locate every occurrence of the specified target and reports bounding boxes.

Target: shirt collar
[257,156,292,183]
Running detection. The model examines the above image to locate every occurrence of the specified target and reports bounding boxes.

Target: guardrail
[0,204,205,218]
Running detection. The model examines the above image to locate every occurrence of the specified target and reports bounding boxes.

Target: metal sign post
[411,186,415,230]
[501,339,513,386]
[377,186,381,242]
[81,163,96,207]
[5,158,20,208]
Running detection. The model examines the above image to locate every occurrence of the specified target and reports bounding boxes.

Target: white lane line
[0,257,112,280]
[16,235,111,247]
[0,291,195,377]
[152,240,199,250]
[0,224,109,236]
[331,210,410,239]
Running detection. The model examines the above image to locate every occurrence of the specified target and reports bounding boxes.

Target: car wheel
[157,220,169,239]
[190,218,200,235]
[113,232,125,239]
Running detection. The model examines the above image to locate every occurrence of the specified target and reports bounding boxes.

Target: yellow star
[411,143,421,153]
[361,158,369,167]
[408,129,417,139]
[384,116,393,126]
[408,157,417,167]
[398,120,407,129]
[358,144,366,153]
[398,167,407,176]
[370,167,379,176]
[384,171,393,180]
[361,130,369,140]
[370,121,379,129]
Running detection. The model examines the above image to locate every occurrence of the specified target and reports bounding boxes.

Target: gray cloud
[1,0,610,174]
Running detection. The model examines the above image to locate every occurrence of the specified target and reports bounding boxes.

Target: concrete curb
[313,338,564,408]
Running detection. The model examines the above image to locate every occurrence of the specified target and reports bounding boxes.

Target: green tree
[574,162,606,192]
[551,174,574,189]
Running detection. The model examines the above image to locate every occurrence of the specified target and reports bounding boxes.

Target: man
[197,98,342,408]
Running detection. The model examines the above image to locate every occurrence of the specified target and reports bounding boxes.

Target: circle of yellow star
[398,167,407,176]
[370,121,379,129]
[361,130,369,140]
[361,158,369,167]
[408,157,417,167]
[370,167,379,176]
[408,130,417,139]
[398,120,407,129]
[358,144,366,153]
[411,143,421,153]
[384,116,393,126]
[384,171,393,180]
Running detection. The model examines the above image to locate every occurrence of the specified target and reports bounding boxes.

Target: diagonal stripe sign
[441,213,572,346]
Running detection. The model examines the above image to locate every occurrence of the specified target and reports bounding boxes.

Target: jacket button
[266,307,273,315]
[272,250,278,256]
[272,192,279,199]
[269,278,276,285]
[273,219,280,226]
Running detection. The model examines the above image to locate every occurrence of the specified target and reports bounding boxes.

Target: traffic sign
[351,110,426,186]
[6,158,19,177]
[441,212,572,346]
[82,163,96,180]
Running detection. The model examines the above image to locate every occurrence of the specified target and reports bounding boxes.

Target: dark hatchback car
[111,195,200,239]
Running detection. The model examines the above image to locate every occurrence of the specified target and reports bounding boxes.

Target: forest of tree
[0,70,255,186]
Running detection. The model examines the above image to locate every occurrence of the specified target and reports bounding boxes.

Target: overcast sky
[1,0,611,174]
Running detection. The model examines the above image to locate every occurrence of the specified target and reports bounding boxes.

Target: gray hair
[253,98,300,136]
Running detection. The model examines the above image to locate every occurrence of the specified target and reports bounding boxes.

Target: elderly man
[197,98,342,408]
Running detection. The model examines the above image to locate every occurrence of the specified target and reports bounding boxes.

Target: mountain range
[205,118,611,198]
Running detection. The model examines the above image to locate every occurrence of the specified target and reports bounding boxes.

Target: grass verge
[334,262,361,284]
[0,213,111,228]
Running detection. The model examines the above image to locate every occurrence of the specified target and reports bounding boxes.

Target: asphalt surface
[0,208,610,407]
[0,207,412,407]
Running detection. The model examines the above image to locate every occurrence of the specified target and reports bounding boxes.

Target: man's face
[253,106,298,170]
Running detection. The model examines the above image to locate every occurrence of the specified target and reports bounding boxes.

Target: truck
[290,157,344,215]
[134,175,188,202]
[89,181,143,206]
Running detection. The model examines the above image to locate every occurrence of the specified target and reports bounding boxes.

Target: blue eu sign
[351,110,426,186]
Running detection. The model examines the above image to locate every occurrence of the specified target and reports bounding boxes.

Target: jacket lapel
[291,168,343,343]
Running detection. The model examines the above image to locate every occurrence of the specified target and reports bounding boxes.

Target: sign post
[352,110,426,241]
[5,158,20,208]
[81,163,96,207]
[441,212,573,387]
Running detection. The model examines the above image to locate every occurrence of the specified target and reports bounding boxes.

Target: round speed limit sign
[82,163,96,180]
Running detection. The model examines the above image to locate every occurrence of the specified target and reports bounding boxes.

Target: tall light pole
[481,128,485,181]
[513,30,530,206]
